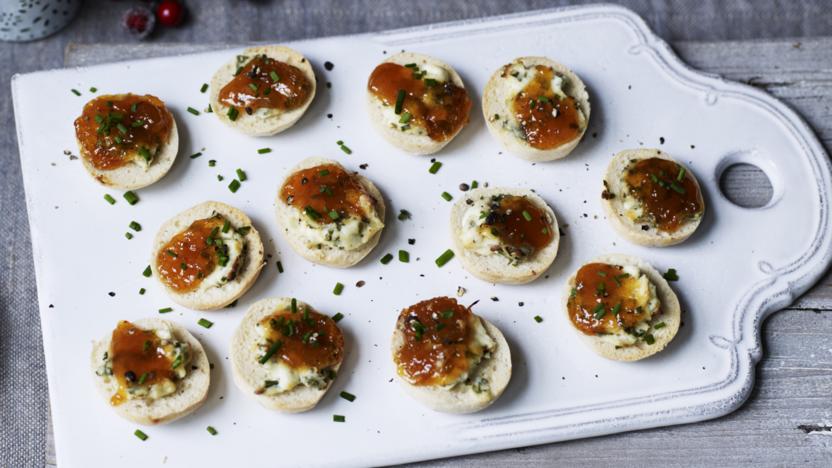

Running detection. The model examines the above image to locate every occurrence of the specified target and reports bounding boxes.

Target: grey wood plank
[42,37,832,468]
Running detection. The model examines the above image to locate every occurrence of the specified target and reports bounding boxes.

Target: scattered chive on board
[129,221,142,232]
[435,249,455,267]
[332,312,344,322]
[380,253,393,265]
[441,191,453,201]
[236,168,247,181]
[276,261,284,273]
[71,89,81,96]
[534,315,543,323]
[207,426,218,436]
[139,288,146,295]
[158,307,173,314]
[125,232,133,240]
[333,282,344,296]
[257,148,272,154]
[103,194,116,205]
[333,414,346,423]
[89,87,97,93]
[200,83,209,93]
[187,107,200,116]
[123,191,139,205]
[198,318,214,329]
[663,268,679,281]
[428,161,442,174]
[134,429,148,441]
[189,152,203,159]
[339,391,356,402]
[398,250,410,263]
[142,265,152,277]
[228,179,241,193]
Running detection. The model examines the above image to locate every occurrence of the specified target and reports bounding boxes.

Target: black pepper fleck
[324,61,334,71]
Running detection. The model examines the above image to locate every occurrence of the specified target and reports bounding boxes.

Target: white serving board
[12,4,832,467]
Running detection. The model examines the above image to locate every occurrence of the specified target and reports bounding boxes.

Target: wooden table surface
[47,36,832,467]
[1,2,831,466]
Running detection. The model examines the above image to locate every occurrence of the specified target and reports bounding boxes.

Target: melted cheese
[597,265,661,346]
[444,316,496,390]
[459,197,502,256]
[288,194,383,251]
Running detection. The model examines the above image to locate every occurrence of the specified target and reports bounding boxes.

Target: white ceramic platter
[12,4,832,467]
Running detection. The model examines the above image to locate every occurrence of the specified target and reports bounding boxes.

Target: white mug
[0,0,82,42]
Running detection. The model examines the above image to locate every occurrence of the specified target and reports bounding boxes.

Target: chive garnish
[269,71,280,82]
[89,87,97,93]
[399,111,412,124]
[677,166,686,182]
[257,148,272,154]
[644,334,656,345]
[116,123,128,134]
[611,303,622,315]
[123,191,139,205]
[189,152,203,159]
[333,282,344,296]
[158,307,173,314]
[471,180,479,189]
[593,303,606,319]
[142,265,152,277]
[654,322,667,330]
[139,288,146,295]
[522,210,533,221]
[394,89,405,114]
[130,103,138,112]
[248,83,259,93]
[441,309,454,319]
[276,261,284,273]
[104,194,116,205]
[228,179,241,193]
[534,315,543,323]
[570,287,577,298]
[207,426,218,436]
[398,250,410,263]
[259,339,283,364]
[333,415,346,423]
[114,136,123,145]
[71,89,81,96]
[332,312,344,322]
[397,209,411,221]
[304,206,322,220]
[227,107,239,121]
[206,104,213,113]
[138,372,148,385]
[428,161,442,174]
[129,221,142,232]
[236,168,247,181]
[187,107,200,116]
[339,391,356,402]
[328,209,339,220]
[339,143,352,155]
[435,249,454,267]
[663,268,679,281]
[441,192,453,201]
[208,159,216,167]
[200,83,209,93]
[134,429,148,441]
[380,253,393,264]
[669,182,686,194]
[290,297,297,313]
[125,232,134,240]
[198,318,214,329]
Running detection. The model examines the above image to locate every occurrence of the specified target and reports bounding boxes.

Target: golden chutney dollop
[74,94,172,170]
[280,163,370,223]
[394,297,486,387]
[624,157,704,233]
[509,64,582,150]
[109,320,176,406]
[567,263,653,336]
[481,195,554,259]
[367,62,471,142]
[218,54,313,114]
[258,306,344,371]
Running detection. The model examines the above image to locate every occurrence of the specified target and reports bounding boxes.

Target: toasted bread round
[151,201,265,310]
[602,148,705,247]
[391,311,511,414]
[366,51,470,155]
[563,254,681,361]
[230,297,344,412]
[483,56,590,162]
[76,94,179,190]
[209,45,316,136]
[451,187,560,284]
[275,157,386,268]
[90,318,210,425]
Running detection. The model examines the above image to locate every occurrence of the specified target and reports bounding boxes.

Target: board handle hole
[718,163,773,208]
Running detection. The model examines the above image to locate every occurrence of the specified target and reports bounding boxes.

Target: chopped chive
[114,136,123,145]
[206,426,218,436]
[441,192,453,201]
[394,89,405,114]
[123,191,139,205]
[138,372,148,385]
[398,250,410,263]
[217,175,224,181]
[89,87,98,93]
[399,111,412,124]
[593,303,606,319]
[227,107,239,121]
[435,249,454,267]
[654,322,667,330]
[339,391,356,402]
[103,194,116,205]
[677,166,686,182]
[570,287,577,298]
[71,89,81,96]
[339,143,352,155]
[142,265,152,277]
[471,180,479,189]
[269,71,280,82]
[644,334,656,345]
[663,268,679,281]
[611,303,622,315]
[158,307,173,314]
[228,179,241,193]
[187,107,200,116]
[336,140,343,145]
[198,318,214,329]
[304,206,322,221]
[276,261,284,273]
[200,83,209,93]
[116,123,128,134]
[534,315,543,323]
[257,147,272,154]
[221,219,230,233]
[206,104,213,113]
[669,182,686,194]
[139,288,146,295]
[208,159,216,167]
[134,429,148,441]
[248,83,259,93]
[441,309,454,319]
[189,152,203,159]
[129,221,142,232]
[428,161,442,174]
[130,103,138,112]
[380,253,393,265]
[137,147,152,162]
[333,282,344,296]
[328,209,339,220]
[522,210,533,221]
[125,232,134,240]
[333,415,346,423]
[397,209,411,221]
[236,168,247,181]
[332,312,344,322]
[259,339,283,364]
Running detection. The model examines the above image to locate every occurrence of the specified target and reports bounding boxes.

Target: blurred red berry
[122,7,155,39]
[156,1,186,27]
